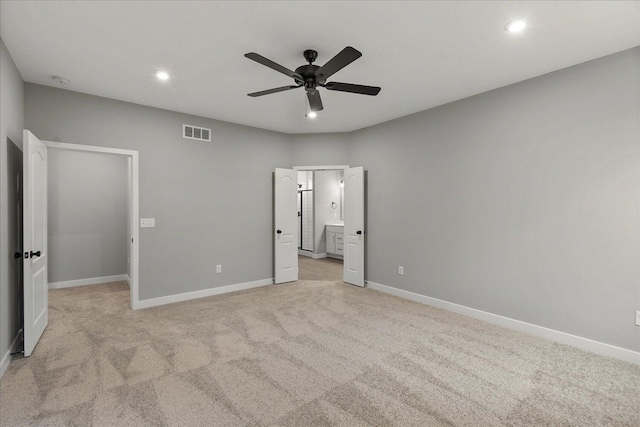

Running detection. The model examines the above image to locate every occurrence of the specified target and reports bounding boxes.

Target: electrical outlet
[398,266,404,275]
[635,310,640,326]
[140,218,155,228]
[216,265,222,274]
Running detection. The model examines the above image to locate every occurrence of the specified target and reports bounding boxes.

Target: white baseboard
[298,252,329,259]
[367,281,640,365]
[134,278,273,310]
[49,274,129,290]
[0,329,22,379]
[327,254,343,260]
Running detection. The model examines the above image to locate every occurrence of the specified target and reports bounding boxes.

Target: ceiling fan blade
[247,85,301,97]
[307,89,324,111]
[245,52,303,82]
[324,82,381,96]
[314,46,362,81]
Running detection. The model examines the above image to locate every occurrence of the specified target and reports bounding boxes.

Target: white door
[344,166,365,286]
[23,130,48,356]
[274,168,298,284]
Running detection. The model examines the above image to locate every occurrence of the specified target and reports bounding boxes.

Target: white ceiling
[2,1,639,134]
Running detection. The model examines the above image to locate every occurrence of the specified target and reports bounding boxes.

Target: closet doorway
[22,133,140,357]
[44,141,140,309]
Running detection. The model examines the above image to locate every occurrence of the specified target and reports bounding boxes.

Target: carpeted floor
[1,280,638,426]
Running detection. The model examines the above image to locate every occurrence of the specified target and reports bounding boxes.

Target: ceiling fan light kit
[245,47,381,115]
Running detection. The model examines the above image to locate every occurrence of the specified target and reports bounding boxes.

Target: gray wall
[0,38,25,369]
[291,133,351,166]
[25,84,292,300]
[349,47,640,352]
[48,150,128,283]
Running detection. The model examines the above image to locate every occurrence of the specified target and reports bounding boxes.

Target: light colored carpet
[1,280,638,426]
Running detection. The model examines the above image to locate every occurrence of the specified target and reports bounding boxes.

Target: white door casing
[274,168,298,284]
[43,140,140,309]
[344,166,365,286]
[23,130,48,357]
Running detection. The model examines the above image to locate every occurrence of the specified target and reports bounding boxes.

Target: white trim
[293,165,349,171]
[134,278,273,310]
[367,281,640,365]
[130,150,139,310]
[125,274,131,289]
[297,250,328,259]
[48,274,129,290]
[0,329,23,378]
[44,140,140,311]
[44,141,137,157]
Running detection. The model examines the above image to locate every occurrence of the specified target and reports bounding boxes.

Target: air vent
[183,124,211,142]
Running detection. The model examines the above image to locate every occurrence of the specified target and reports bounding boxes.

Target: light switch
[140,218,155,228]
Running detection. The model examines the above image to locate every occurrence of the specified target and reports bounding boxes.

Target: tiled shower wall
[298,171,314,251]
[300,191,313,250]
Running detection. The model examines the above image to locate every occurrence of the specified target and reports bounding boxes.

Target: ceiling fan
[244,47,381,112]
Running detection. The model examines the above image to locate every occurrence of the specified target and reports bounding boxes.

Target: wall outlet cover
[140,218,155,228]
[635,310,640,326]
[216,265,222,274]
[398,266,404,275]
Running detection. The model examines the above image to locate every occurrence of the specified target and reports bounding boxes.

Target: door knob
[14,252,22,259]
[356,230,362,235]
[30,250,41,258]
[276,230,282,234]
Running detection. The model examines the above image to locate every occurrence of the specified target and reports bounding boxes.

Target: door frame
[43,141,140,309]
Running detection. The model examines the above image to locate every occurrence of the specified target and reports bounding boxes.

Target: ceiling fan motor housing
[297,50,324,89]
[295,64,321,89]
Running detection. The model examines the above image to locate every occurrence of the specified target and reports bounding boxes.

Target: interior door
[274,168,298,284]
[343,166,365,286]
[23,130,48,357]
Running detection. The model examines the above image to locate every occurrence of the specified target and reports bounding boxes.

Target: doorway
[22,133,140,358]
[296,168,344,281]
[274,165,365,286]
[43,141,140,309]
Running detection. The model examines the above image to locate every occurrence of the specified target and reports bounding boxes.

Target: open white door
[23,130,48,356]
[274,168,298,284]
[344,166,365,286]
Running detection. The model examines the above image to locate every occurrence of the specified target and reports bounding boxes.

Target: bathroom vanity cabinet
[326,224,344,259]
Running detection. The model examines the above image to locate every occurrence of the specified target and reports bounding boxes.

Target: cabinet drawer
[336,234,344,243]
[335,244,344,254]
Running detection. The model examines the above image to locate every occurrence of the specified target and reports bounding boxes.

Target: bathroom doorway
[274,165,365,286]
[296,167,345,281]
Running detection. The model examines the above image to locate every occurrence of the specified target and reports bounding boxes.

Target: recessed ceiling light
[505,19,527,33]
[307,111,317,119]
[156,71,170,81]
